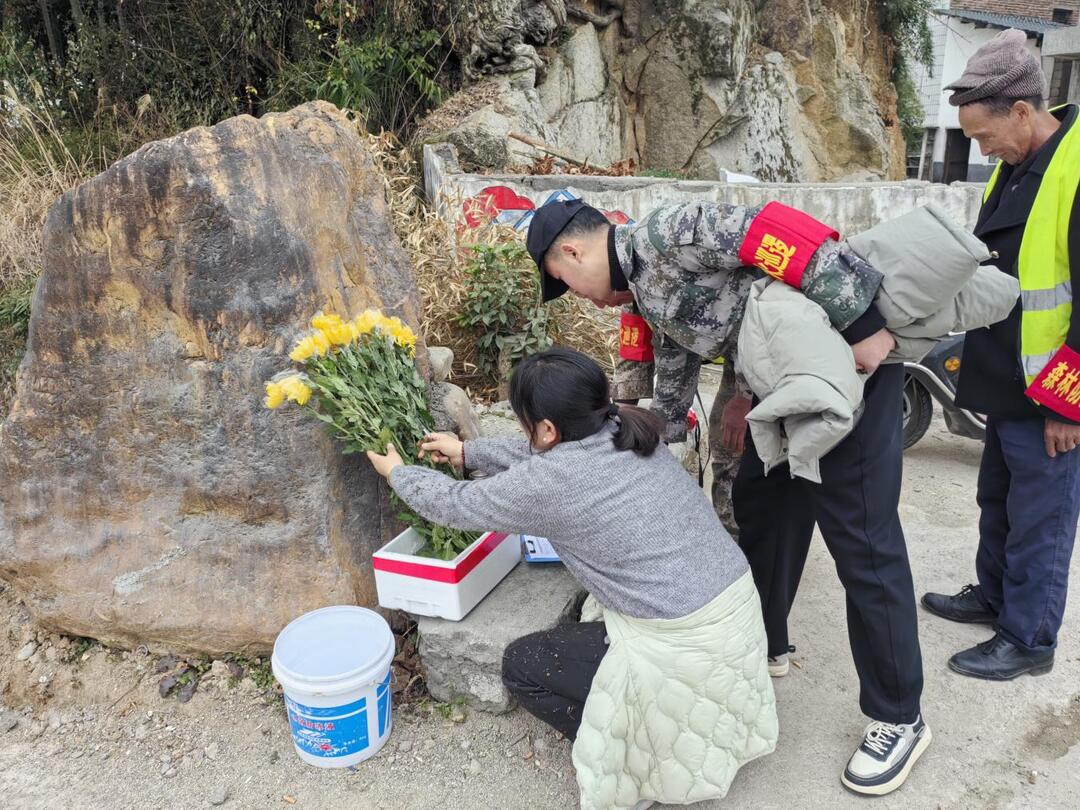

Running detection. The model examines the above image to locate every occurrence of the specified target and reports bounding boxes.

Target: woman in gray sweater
[367,349,774,809]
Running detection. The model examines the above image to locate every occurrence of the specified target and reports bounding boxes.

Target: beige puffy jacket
[737,204,1019,482]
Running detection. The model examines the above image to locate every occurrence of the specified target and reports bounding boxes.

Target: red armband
[619,311,654,362]
[737,201,839,289]
[1026,345,1080,421]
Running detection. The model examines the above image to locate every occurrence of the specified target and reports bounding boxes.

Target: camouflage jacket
[613,201,883,442]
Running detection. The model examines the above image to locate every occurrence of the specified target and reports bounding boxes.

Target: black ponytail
[509,347,663,456]
[609,403,663,456]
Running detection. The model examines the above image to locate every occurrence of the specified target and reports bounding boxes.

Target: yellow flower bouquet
[265,309,478,560]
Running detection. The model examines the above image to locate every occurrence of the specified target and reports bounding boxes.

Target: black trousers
[501,622,608,739]
[732,363,924,725]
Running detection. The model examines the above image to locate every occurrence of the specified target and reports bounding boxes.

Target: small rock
[205,742,220,761]
[1,713,18,733]
[44,647,59,663]
[468,758,481,776]
[158,674,179,698]
[449,707,466,724]
[238,677,258,694]
[459,740,470,752]
[47,712,61,730]
[164,767,177,779]
[269,750,279,764]
[427,347,454,382]
[16,641,37,661]
[397,740,413,754]
[387,755,396,765]
[134,724,150,741]
[160,762,172,775]
[282,796,296,805]
[208,787,229,806]
[191,748,206,766]
[177,680,198,703]
[209,660,231,681]
[1028,770,1038,785]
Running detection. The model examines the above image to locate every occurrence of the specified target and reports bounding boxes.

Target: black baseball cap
[527,199,586,302]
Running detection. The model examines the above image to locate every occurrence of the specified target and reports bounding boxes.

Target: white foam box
[372,528,521,621]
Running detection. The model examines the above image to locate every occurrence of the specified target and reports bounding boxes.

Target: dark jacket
[955,104,1080,422]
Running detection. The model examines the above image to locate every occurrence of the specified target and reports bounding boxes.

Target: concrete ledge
[417,562,585,713]
[423,141,987,233]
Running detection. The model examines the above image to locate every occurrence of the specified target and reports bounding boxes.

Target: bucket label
[285,695,369,758]
[376,671,392,737]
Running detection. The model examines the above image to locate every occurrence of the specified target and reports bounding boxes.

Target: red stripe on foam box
[372,532,509,584]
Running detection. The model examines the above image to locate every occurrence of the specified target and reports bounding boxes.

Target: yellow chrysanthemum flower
[353,310,379,335]
[311,330,331,355]
[311,311,343,332]
[264,381,286,409]
[280,375,312,406]
[289,335,316,363]
[323,321,355,347]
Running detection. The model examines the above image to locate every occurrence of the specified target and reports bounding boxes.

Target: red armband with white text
[619,311,654,362]
[738,201,839,289]
[1026,345,1080,421]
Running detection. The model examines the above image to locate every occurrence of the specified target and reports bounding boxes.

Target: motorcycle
[902,333,986,449]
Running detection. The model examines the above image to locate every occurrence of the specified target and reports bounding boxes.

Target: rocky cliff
[419,0,907,181]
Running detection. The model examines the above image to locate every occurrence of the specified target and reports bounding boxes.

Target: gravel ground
[1,413,1078,809]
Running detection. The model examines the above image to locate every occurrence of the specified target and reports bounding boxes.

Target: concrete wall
[1044,24,1080,57]
[425,144,987,235]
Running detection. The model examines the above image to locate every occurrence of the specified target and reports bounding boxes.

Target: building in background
[910,1,1079,182]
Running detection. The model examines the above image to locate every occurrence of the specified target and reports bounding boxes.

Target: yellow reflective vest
[983,105,1080,384]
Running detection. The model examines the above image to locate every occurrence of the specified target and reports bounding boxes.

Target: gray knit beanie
[945,28,1047,107]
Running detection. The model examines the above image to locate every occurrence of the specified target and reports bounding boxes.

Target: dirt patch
[1023,693,1080,761]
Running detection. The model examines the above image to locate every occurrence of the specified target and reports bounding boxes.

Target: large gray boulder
[0,102,419,655]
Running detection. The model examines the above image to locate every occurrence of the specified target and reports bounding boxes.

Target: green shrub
[878,0,934,148]
[457,243,553,379]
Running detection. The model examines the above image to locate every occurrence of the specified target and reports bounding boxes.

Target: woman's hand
[366,443,404,479]
[418,433,465,471]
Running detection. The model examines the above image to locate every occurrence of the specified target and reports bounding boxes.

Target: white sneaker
[631,802,655,810]
[842,716,932,796]
[768,644,795,678]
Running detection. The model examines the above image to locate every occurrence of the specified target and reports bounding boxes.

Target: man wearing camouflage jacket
[526,197,930,796]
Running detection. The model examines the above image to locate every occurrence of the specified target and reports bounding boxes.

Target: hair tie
[607,402,620,418]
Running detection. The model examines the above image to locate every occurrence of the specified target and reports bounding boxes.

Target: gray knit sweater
[388,423,748,620]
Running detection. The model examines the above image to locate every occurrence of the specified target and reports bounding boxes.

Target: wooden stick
[507,131,589,167]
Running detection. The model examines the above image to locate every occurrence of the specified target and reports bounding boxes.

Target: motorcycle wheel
[903,377,934,449]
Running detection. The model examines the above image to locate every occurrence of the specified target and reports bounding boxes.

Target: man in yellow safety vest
[922,29,1080,680]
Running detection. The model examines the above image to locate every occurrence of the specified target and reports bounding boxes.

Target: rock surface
[430,382,483,442]
[0,102,419,654]
[418,563,585,712]
[420,1,905,180]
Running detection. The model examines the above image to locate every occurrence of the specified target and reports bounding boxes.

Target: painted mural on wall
[461,185,634,231]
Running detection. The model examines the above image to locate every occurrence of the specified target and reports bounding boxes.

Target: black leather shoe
[948,633,1054,680]
[921,584,996,625]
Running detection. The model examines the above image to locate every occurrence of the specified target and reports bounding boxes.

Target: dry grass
[363,129,618,400]
[0,81,99,415]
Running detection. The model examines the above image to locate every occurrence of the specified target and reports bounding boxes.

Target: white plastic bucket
[271,606,395,768]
